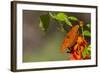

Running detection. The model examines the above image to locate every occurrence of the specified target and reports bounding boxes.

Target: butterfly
[60,25,79,53]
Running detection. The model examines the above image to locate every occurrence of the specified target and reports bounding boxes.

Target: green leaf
[82,47,89,58]
[82,45,91,58]
[49,12,72,26]
[39,14,50,31]
[68,16,78,21]
[55,13,68,21]
[55,13,72,26]
[57,25,66,32]
[86,24,91,28]
[65,18,72,26]
[49,12,55,19]
[83,30,91,37]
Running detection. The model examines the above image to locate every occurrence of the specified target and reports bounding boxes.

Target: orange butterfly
[60,25,79,53]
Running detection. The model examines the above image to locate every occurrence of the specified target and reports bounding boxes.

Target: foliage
[82,45,91,58]
[39,14,50,31]
[86,24,91,28]
[38,12,91,60]
[40,12,79,32]
[83,30,91,37]
[68,16,78,21]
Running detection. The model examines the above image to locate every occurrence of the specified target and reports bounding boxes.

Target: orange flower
[70,36,88,60]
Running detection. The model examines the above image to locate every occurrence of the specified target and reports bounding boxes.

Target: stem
[58,21,65,32]
[81,27,84,38]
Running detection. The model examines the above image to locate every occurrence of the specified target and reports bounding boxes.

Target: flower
[70,35,88,60]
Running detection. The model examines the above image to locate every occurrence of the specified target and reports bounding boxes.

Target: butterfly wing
[60,25,79,53]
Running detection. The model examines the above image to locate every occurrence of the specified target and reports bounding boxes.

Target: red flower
[70,36,88,60]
